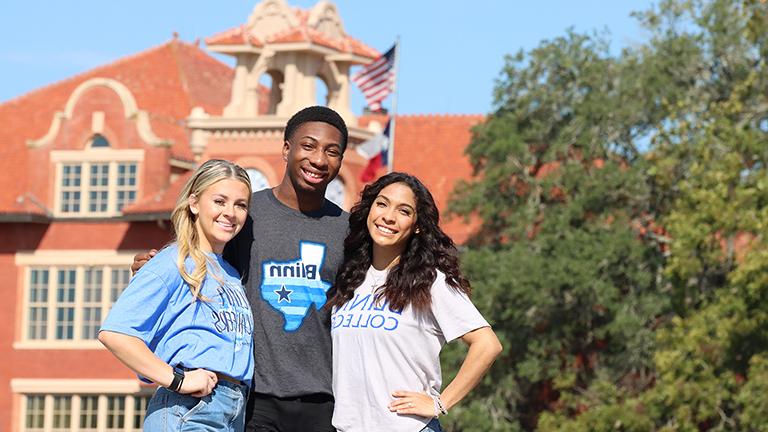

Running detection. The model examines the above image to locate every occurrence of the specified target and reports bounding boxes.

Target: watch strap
[168,365,185,392]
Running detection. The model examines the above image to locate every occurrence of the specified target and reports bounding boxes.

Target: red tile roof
[206,6,378,59]
[0,193,50,221]
[0,38,233,215]
[205,25,265,47]
[122,171,192,218]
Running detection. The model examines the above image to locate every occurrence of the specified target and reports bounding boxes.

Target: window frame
[51,149,143,218]
[13,379,154,432]
[15,250,139,349]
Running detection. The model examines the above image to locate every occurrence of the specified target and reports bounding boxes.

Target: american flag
[352,44,397,112]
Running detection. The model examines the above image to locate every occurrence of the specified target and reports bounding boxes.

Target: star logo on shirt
[275,285,293,303]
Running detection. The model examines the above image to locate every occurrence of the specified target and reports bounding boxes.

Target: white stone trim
[268,42,338,56]
[246,0,299,40]
[136,114,173,148]
[50,149,144,163]
[187,115,289,130]
[308,1,346,39]
[64,78,138,118]
[15,250,138,266]
[169,158,196,170]
[27,77,173,148]
[11,379,142,394]
[207,44,263,54]
[91,111,105,134]
[27,112,68,149]
[325,53,377,64]
[13,340,105,350]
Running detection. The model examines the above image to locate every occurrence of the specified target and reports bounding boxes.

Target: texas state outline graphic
[260,241,331,331]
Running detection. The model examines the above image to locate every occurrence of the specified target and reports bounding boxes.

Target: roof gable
[0,38,234,215]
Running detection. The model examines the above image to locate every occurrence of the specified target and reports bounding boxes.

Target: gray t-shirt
[331,267,490,432]
[224,188,348,397]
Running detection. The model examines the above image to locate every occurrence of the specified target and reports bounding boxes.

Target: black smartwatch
[168,365,185,392]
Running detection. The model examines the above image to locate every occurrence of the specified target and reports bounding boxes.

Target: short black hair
[284,106,348,152]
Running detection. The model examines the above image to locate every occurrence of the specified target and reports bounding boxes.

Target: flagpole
[387,36,401,173]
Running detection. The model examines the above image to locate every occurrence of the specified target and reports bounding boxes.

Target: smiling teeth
[303,169,322,178]
[377,225,396,234]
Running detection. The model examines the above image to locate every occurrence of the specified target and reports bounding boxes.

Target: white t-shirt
[331,266,490,432]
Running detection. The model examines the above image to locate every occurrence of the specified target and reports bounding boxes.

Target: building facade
[0,1,482,430]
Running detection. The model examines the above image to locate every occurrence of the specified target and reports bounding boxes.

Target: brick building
[0,1,482,430]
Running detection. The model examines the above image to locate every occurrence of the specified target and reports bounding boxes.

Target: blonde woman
[99,159,254,431]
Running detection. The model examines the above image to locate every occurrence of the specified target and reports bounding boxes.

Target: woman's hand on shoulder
[179,369,218,397]
[388,391,435,418]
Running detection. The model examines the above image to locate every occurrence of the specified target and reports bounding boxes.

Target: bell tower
[185,0,379,209]
[205,0,377,124]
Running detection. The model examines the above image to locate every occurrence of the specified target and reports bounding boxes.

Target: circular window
[245,168,271,192]
[325,177,345,208]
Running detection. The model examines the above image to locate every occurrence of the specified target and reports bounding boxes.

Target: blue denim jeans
[144,380,248,431]
[420,418,443,432]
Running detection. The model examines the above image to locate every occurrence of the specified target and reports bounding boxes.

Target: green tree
[473,0,768,430]
[444,29,673,431]
[633,1,768,428]
[641,0,768,313]
[443,0,768,430]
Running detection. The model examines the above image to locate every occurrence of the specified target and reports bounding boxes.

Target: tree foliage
[443,0,768,430]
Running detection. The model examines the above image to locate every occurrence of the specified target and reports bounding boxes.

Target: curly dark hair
[328,172,471,313]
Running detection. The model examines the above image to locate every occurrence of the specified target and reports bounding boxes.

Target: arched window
[89,134,110,148]
[325,176,345,208]
[260,70,284,115]
[246,168,271,192]
[316,76,330,106]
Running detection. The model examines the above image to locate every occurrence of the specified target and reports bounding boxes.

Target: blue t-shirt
[101,244,254,387]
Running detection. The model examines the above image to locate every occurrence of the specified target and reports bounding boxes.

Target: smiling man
[226,106,349,432]
[131,106,350,432]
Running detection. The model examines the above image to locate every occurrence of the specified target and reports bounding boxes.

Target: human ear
[282,140,290,161]
[188,194,199,215]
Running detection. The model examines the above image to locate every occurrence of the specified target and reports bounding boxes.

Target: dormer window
[89,134,110,148]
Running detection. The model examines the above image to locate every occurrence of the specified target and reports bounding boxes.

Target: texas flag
[356,120,391,182]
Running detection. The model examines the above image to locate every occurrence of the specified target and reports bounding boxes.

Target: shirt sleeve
[99,268,174,345]
[430,274,490,343]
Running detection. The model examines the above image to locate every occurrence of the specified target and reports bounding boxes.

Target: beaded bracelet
[431,394,448,418]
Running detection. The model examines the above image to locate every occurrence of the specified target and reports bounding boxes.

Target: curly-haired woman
[328,172,503,432]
